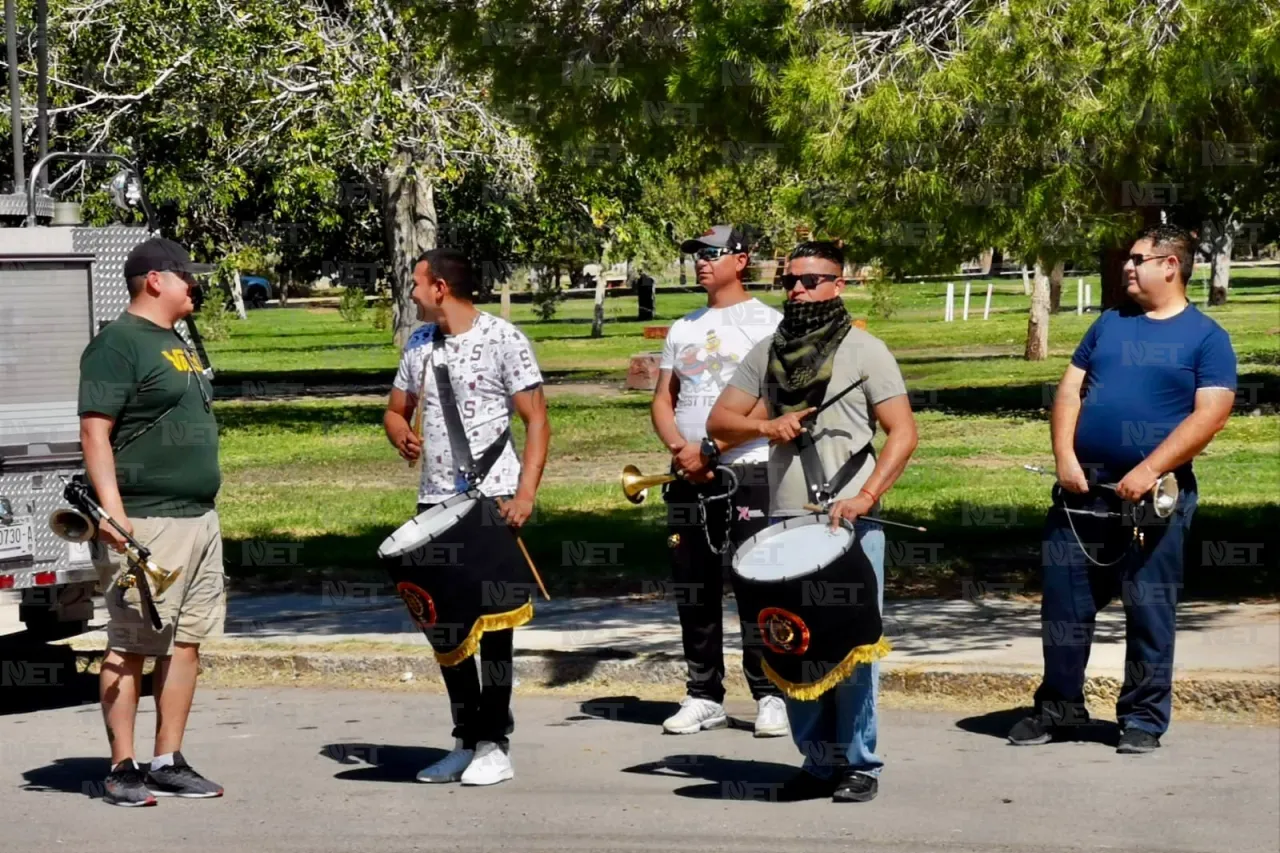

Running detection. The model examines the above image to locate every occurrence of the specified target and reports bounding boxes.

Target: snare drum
[378,491,535,667]
[731,514,890,700]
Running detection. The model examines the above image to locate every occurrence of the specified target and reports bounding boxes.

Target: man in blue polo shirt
[1009,225,1237,754]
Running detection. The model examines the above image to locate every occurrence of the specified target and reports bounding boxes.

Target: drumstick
[516,536,551,601]
[802,502,928,532]
[408,356,428,469]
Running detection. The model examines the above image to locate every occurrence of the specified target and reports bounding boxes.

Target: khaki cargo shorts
[91,510,227,656]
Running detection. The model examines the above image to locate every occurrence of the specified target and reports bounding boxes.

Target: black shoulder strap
[429,337,512,490]
[795,431,874,506]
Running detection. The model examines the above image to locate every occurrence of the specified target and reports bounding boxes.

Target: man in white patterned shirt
[383,248,550,787]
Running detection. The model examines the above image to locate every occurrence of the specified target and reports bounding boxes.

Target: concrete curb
[88,647,1277,720]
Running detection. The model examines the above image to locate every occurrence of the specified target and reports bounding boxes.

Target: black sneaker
[776,769,839,802]
[833,770,878,803]
[144,752,224,798]
[1117,727,1161,754]
[103,759,157,807]
[1007,714,1054,746]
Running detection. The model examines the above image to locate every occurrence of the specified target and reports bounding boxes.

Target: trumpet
[1023,465,1179,518]
[48,475,180,630]
[620,464,677,505]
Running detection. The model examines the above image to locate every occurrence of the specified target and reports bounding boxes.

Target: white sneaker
[753,695,789,738]
[662,696,729,734]
[416,741,473,783]
[460,741,514,787]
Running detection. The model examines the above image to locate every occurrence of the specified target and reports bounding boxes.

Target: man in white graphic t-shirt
[383,248,550,788]
[651,224,787,737]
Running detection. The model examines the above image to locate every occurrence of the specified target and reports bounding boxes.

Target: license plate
[0,517,34,561]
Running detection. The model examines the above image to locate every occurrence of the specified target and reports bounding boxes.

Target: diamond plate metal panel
[0,193,54,219]
[71,225,154,326]
[0,464,97,586]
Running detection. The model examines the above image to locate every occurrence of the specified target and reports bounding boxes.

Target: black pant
[416,500,517,751]
[439,628,516,750]
[663,461,780,703]
[1033,485,1197,736]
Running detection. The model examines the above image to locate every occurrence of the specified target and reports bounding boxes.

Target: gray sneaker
[144,752,224,798]
[103,759,157,807]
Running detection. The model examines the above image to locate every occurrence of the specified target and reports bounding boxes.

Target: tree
[3,0,535,347]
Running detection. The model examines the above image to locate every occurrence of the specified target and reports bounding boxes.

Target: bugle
[48,475,180,629]
[620,464,678,505]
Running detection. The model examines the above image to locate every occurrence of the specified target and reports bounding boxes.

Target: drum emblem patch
[759,607,810,655]
[396,582,437,629]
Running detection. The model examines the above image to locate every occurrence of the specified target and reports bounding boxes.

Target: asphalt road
[2,686,1278,853]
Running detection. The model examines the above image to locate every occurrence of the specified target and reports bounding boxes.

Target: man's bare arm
[859,395,918,500]
[383,387,422,462]
[80,415,131,549]
[511,385,551,503]
[1051,365,1089,492]
[650,369,688,452]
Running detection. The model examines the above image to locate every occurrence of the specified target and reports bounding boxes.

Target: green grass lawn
[206,272,1280,600]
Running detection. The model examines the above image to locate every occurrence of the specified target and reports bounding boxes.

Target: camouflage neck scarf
[766,297,852,414]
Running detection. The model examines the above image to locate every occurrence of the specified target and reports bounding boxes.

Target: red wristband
[859,488,878,503]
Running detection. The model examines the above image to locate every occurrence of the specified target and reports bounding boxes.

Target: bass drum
[731,514,890,700]
[378,491,535,667]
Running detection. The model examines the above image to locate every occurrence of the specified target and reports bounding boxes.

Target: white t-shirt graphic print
[659,297,782,464]
[393,312,543,505]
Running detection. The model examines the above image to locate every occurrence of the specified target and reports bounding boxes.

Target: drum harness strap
[428,339,512,493]
[797,429,875,510]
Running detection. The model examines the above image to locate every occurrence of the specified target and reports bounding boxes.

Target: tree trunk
[384,149,438,348]
[979,248,994,275]
[500,277,511,321]
[230,270,247,320]
[1099,246,1131,310]
[1021,265,1031,295]
[679,253,686,287]
[1048,260,1065,313]
[990,248,1003,272]
[280,270,290,306]
[591,243,610,338]
[1024,258,1051,361]
[1208,218,1235,306]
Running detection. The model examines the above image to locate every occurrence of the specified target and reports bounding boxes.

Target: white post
[1022,265,1031,295]
[1084,283,1092,312]
[1076,278,1083,315]
[945,282,955,321]
[963,282,971,321]
[983,282,993,320]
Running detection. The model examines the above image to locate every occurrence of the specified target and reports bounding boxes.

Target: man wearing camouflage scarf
[707,240,919,803]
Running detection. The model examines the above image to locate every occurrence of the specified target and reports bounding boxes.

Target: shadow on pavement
[578,695,677,727]
[21,757,111,799]
[955,707,1120,746]
[318,743,447,783]
[0,642,122,717]
[622,754,799,801]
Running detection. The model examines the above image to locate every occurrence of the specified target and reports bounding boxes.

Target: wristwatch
[700,436,721,466]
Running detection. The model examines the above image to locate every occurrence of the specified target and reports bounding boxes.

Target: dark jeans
[439,628,516,750]
[663,461,780,703]
[417,498,516,750]
[1034,484,1198,736]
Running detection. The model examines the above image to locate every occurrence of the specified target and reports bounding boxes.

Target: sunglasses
[693,247,740,262]
[779,273,839,290]
[1127,253,1174,267]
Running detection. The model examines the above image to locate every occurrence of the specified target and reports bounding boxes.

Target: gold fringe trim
[762,636,893,701]
[434,600,534,668]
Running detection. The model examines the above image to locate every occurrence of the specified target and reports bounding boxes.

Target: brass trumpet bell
[47,508,181,596]
[1150,472,1179,519]
[49,508,96,543]
[621,464,677,505]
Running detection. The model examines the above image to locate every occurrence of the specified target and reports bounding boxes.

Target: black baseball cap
[123,237,215,280]
[680,224,751,254]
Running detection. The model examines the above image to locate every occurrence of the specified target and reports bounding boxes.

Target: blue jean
[1034,486,1198,736]
[777,517,886,780]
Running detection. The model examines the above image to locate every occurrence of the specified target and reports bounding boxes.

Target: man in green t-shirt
[77,237,226,807]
